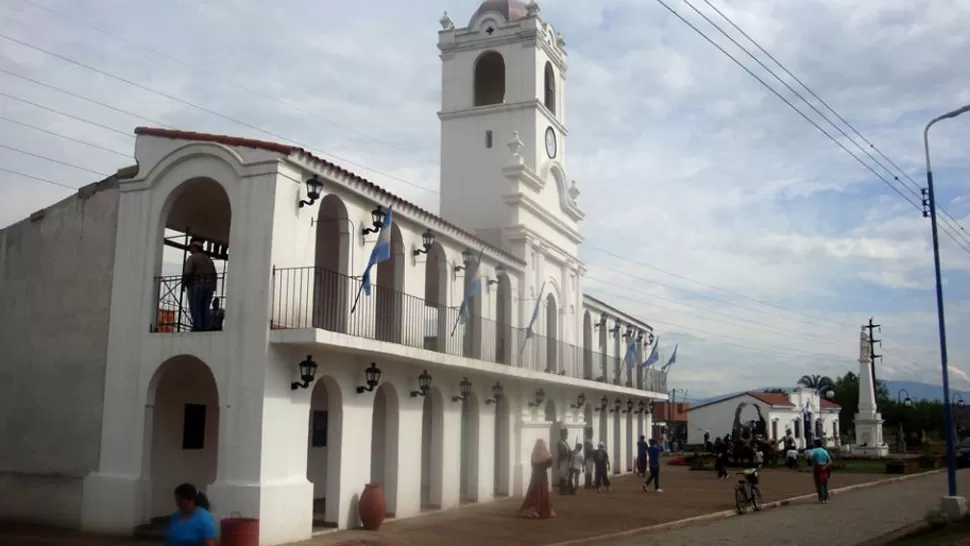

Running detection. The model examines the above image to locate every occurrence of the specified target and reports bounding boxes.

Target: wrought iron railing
[152,273,227,333]
[267,266,667,392]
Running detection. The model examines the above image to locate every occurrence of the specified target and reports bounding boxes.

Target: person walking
[636,435,648,478]
[642,438,663,492]
[519,439,556,518]
[583,437,595,489]
[569,442,583,495]
[810,438,833,503]
[592,442,611,492]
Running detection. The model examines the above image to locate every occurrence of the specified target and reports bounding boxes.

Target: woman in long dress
[519,438,556,518]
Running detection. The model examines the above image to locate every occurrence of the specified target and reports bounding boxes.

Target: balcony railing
[152,273,227,333]
[266,266,667,392]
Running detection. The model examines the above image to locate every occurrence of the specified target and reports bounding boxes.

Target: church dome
[470,0,529,25]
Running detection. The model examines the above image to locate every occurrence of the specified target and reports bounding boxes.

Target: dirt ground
[298,467,889,546]
[0,467,893,546]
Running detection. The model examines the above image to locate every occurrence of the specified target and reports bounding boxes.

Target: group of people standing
[519,430,665,519]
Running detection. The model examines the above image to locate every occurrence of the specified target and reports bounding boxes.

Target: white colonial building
[686,388,841,450]
[0,1,670,545]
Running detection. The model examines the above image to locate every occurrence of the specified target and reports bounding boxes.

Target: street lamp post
[897,389,913,454]
[923,103,970,498]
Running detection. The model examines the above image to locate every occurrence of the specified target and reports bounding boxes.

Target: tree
[763,388,788,394]
[798,374,835,394]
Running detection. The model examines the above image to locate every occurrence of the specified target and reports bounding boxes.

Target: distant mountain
[690,381,955,406]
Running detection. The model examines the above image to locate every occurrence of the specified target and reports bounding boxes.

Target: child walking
[569,443,583,495]
[593,442,611,492]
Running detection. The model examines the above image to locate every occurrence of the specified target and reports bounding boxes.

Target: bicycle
[734,468,762,514]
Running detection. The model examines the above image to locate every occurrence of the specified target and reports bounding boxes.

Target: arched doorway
[156,178,231,333]
[370,384,400,517]
[420,387,445,509]
[462,261,483,360]
[314,194,350,332]
[545,294,558,373]
[473,51,506,106]
[375,222,404,343]
[423,242,448,353]
[495,272,513,364]
[493,395,510,496]
[147,355,219,518]
[307,376,342,526]
[626,410,634,471]
[612,408,621,474]
[459,391,480,503]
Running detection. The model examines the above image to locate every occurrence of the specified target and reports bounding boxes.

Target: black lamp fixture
[452,377,473,402]
[625,326,636,338]
[290,354,318,390]
[609,321,622,335]
[622,398,634,414]
[485,382,504,405]
[454,249,474,273]
[528,388,546,408]
[410,370,433,398]
[412,229,436,256]
[488,264,506,286]
[595,313,608,329]
[596,395,609,412]
[355,363,382,394]
[298,175,324,208]
[609,398,622,413]
[361,205,386,235]
[570,392,586,409]
[636,400,646,414]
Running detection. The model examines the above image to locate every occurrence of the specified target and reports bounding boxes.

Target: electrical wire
[0,143,108,177]
[0,115,131,157]
[0,167,78,190]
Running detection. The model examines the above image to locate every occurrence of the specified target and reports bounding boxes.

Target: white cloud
[2,0,970,397]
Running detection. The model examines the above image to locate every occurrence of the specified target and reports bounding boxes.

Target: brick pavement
[586,469,970,546]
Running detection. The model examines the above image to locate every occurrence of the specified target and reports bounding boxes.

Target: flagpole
[350,278,365,314]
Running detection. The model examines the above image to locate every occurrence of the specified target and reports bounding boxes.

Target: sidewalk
[591,470,970,546]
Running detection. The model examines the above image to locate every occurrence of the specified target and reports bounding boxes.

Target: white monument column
[853,327,888,457]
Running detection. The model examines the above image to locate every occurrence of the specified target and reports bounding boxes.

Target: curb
[542,469,947,546]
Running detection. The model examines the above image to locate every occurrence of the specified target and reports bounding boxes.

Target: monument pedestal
[854,413,888,457]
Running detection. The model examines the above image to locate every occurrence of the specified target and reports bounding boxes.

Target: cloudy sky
[2,0,969,398]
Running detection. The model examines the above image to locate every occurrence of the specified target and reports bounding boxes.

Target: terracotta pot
[358,483,386,531]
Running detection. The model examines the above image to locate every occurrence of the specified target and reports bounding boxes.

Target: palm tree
[798,374,834,395]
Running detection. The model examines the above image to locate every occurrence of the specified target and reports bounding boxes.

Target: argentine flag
[624,339,639,369]
[360,206,393,296]
[642,336,660,368]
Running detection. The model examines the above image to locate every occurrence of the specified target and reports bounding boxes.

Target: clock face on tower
[544,126,557,159]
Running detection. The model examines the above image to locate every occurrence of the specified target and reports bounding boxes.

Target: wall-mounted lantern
[355,363,382,394]
[298,175,324,208]
[610,321,622,336]
[485,382,504,405]
[290,355,318,390]
[595,396,609,412]
[410,370,433,398]
[453,249,474,273]
[361,205,386,236]
[528,388,546,408]
[644,332,655,345]
[622,398,634,414]
[595,313,608,329]
[609,398,622,413]
[412,229,436,257]
[452,377,473,402]
[570,392,586,409]
[487,264,506,287]
[635,400,646,414]
[625,326,635,338]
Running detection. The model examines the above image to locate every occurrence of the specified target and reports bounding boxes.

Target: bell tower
[437,0,584,258]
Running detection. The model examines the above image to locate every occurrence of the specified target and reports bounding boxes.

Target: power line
[0,115,131,157]
[0,68,175,130]
[651,0,970,256]
[0,167,77,190]
[0,143,109,177]
[0,32,439,195]
[697,0,970,244]
[0,91,134,139]
[16,0,436,163]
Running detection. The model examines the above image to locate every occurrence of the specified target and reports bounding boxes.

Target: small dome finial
[440,11,454,30]
[526,1,540,16]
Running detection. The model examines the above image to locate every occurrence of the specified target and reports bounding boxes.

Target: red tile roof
[820,398,841,409]
[746,392,794,407]
[133,127,524,265]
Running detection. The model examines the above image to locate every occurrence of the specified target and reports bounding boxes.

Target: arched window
[543,62,556,114]
[474,51,506,106]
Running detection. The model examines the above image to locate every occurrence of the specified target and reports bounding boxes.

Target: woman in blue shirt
[167,483,217,546]
[809,439,833,504]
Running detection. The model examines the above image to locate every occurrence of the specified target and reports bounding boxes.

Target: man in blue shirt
[641,438,663,492]
[810,439,833,503]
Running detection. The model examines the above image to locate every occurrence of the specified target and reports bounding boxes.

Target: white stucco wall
[0,177,121,527]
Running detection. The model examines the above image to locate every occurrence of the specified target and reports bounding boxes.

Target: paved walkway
[589,470,970,546]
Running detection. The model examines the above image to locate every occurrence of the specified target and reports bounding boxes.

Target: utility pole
[865,317,882,402]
